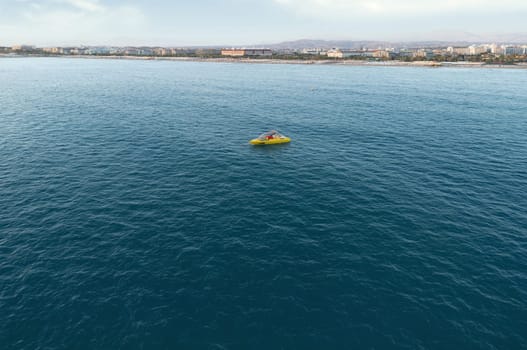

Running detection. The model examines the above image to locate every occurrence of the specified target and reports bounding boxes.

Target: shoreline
[2,53,527,69]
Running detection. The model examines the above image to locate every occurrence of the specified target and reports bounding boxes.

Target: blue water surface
[1,57,527,349]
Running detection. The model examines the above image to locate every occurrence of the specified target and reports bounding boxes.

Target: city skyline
[1,0,527,46]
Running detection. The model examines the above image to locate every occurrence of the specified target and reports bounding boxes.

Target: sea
[1,57,526,349]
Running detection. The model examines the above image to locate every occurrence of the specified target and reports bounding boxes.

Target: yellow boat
[249,130,291,145]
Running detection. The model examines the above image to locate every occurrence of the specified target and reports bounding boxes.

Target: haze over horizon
[1,0,527,46]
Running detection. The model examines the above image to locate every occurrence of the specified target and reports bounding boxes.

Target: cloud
[273,0,527,18]
[63,0,105,12]
[2,0,527,45]
[0,0,147,45]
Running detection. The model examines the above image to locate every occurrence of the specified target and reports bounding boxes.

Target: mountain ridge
[258,34,527,49]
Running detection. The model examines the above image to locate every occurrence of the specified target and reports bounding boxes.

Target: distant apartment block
[397,49,415,57]
[123,48,154,56]
[503,46,527,55]
[448,47,471,55]
[11,45,35,51]
[43,47,64,54]
[195,48,221,56]
[469,45,488,55]
[413,49,434,59]
[221,49,272,57]
[327,49,360,58]
[372,50,391,59]
[84,47,111,55]
[301,48,327,55]
[152,48,182,56]
[327,49,385,58]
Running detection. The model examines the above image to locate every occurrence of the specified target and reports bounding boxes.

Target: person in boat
[267,130,279,140]
[258,130,280,141]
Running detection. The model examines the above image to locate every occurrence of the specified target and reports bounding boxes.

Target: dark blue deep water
[1,57,527,349]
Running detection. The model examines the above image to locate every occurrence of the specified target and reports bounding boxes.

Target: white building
[468,45,487,55]
[447,46,475,55]
[301,48,327,55]
[327,49,374,58]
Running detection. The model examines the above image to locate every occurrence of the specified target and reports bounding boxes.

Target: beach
[2,53,527,69]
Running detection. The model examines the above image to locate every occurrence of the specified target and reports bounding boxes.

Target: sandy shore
[2,53,527,69]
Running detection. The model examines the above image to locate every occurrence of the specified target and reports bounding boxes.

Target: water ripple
[1,58,527,349]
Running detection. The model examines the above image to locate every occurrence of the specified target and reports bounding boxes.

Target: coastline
[2,53,527,69]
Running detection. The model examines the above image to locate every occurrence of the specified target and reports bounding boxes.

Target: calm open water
[1,57,527,349]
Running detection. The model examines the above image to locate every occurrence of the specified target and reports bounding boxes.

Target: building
[84,47,111,55]
[43,47,64,54]
[11,45,35,51]
[301,48,327,55]
[397,49,416,57]
[502,46,525,56]
[221,48,272,57]
[448,47,471,56]
[122,47,153,56]
[327,49,374,58]
[124,48,141,55]
[372,50,391,59]
[326,49,341,58]
[153,48,170,56]
[195,48,221,56]
[221,49,244,56]
[468,45,487,55]
[70,47,89,55]
[413,49,434,59]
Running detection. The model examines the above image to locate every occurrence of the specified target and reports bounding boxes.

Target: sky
[1,0,527,46]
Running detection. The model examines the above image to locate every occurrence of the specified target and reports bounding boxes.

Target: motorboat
[249,130,291,145]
